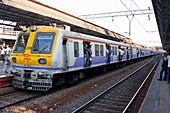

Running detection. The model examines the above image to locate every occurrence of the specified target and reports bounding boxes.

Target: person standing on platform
[0,45,5,63]
[167,52,170,83]
[158,52,168,80]
[5,45,11,65]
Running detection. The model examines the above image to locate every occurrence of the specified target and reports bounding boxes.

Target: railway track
[0,90,44,110]
[72,57,159,113]
[0,86,66,110]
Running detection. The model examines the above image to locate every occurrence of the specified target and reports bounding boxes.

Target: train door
[132,47,137,59]
[137,48,139,58]
[62,38,68,70]
[115,46,118,61]
[126,47,129,60]
[118,46,121,61]
[106,44,111,63]
[83,41,91,67]
[129,45,133,59]
[122,47,126,60]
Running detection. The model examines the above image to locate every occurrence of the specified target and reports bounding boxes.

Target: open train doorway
[83,41,92,68]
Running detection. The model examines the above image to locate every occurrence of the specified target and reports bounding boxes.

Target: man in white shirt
[5,45,11,65]
[120,49,124,60]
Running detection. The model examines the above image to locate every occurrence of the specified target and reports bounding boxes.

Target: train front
[9,26,58,91]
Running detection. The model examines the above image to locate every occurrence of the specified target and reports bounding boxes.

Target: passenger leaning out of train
[126,47,129,60]
[158,52,168,81]
[88,45,92,66]
[106,44,112,63]
[137,48,139,58]
[118,46,124,61]
[0,45,5,63]
[84,43,92,67]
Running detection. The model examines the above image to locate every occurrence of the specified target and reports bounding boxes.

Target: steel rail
[71,57,159,113]
[0,88,59,110]
[122,58,160,113]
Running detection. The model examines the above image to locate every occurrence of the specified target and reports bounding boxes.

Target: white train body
[9,26,157,91]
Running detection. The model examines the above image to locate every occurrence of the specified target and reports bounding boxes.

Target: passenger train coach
[8,26,157,91]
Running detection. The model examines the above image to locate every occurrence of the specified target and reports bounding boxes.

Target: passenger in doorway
[84,43,89,67]
[84,43,92,67]
[118,46,122,61]
[106,44,112,63]
[126,47,129,60]
[158,52,168,81]
[120,48,124,61]
[137,48,139,58]
[88,45,92,66]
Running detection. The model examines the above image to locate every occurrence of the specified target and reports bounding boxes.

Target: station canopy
[152,0,170,51]
[0,0,126,42]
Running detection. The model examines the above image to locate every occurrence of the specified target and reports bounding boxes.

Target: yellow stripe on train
[10,26,60,66]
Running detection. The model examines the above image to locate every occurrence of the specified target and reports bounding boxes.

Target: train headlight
[38,58,47,64]
[12,57,17,63]
[20,26,27,32]
[30,25,37,32]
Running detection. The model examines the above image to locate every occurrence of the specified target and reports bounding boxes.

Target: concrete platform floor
[139,59,170,113]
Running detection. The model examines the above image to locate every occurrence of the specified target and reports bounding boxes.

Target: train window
[115,47,118,55]
[95,44,99,56]
[32,32,55,54]
[111,46,118,55]
[74,42,79,57]
[13,33,30,53]
[100,45,104,56]
[112,46,115,55]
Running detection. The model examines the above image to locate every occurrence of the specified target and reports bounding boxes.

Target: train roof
[60,28,129,47]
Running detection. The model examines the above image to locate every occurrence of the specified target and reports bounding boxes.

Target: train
[7,25,158,91]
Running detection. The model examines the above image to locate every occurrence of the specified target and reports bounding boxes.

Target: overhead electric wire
[131,0,145,13]
[119,0,148,32]
[131,0,158,44]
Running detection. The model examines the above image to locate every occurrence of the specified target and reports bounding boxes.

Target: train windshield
[32,32,55,54]
[13,33,29,53]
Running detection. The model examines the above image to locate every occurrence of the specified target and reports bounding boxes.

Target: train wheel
[116,64,119,68]
[66,74,78,86]
[103,67,107,72]
[79,72,85,79]
[54,76,65,87]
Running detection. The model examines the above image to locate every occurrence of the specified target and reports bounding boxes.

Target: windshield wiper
[39,45,49,53]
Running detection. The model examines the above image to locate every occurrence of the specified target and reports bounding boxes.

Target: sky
[36,0,162,47]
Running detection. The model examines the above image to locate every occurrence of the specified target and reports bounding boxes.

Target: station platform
[0,61,10,78]
[139,59,170,113]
